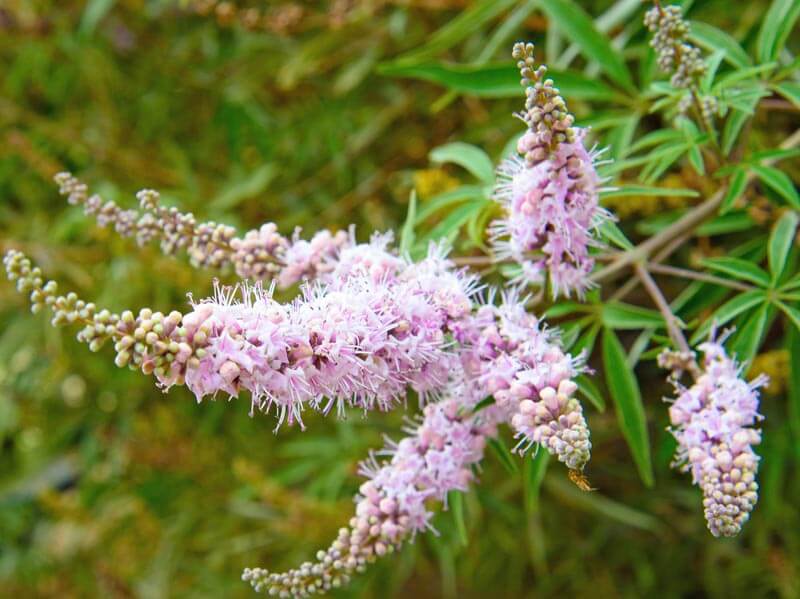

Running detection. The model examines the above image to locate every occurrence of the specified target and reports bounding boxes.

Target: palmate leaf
[690,290,767,344]
[601,329,654,487]
[701,257,770,287]
[768,211,799,282]
[429,143,495,185]
[537,0,635,92]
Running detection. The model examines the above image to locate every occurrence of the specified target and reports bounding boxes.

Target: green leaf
[722,110,752,156]
[400,191,417,256]
[416,185,485,222]
[448,491,468,546]
[720,168,749,214]
[538,0,635,91]
[775,82,800,110]
[690,290,767,344]
[701,257,770,287]
[524,449,549,513]
[778,301,800,332]
[488,437,518,474]
[210,165,276,211]
[696,212,756,236]
[602,302,666,330]
[690,21,751,69]
[80,0,115,35]
[379,62,621,102]
[543,302,587,318]
[601,329,654,487]
[597,220,634,250]
[730,304,769,366]
[600,185,699,199]
[575,374,605,412]
[752,164,800,209]
[418,198,489,247]
[573,323,600,356]
[757,0,800,62]
[430,142,495,185]
[769,211,799,282]
[390,0,517,65]
[544,477,663,532]
[787,326,800,452]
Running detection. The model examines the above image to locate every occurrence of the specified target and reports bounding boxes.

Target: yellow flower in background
[413,168,460,201]
[748,350,789,396]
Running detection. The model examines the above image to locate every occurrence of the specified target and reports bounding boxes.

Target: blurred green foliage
[1,1,799,598]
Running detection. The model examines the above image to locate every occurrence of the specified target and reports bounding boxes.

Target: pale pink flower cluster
[455,292,591,470]
[276,228,351,287]
[667,338,765,537]
[171,242,477,427]
[492,129,607,298]
[242,392,499,597]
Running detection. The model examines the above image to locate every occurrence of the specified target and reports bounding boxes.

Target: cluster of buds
[644,3,718,118]
[512,42,577,164]
[243,396,497,597]
[3,250,204,382]
[492,45,608,298]
[492,129,607,298]
[54,173,356,288]
[456,294,592,472]
[666,337,765,537]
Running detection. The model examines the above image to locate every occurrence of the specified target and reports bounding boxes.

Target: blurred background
[0,1,798,597]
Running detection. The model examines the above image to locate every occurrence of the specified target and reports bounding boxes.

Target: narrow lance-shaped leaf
[701,257,770,287]
[602,302,666,330]
[690,290,767,344]
[524,448,550,513]
[601,329,654,487]
[430,143,495,185]
[730,304,770,367]
[488,437,519,474]
[575,374,605,412]
[752,164,800,209]
[768,211,799,283]
[537,0,635,91]
[390,0,517,65]
[787,326,800,457]
[720,168,748,214]
[448,491,468,546]
[777,301,800,332]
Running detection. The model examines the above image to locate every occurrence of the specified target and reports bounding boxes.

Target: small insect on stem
[568,469,596,492]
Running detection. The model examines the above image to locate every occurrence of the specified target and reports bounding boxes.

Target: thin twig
[646,263,754,291]
[592,127,800,287]
[634,263,698,377]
